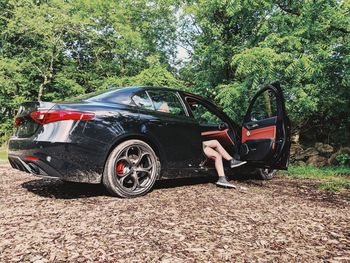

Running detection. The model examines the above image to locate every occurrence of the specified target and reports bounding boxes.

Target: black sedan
[8,82,291,197]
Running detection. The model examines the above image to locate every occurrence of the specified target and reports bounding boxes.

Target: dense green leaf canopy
[179,0,349,145]
[0,0,349,146]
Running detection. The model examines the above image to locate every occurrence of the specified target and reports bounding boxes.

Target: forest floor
[0,163,349,262]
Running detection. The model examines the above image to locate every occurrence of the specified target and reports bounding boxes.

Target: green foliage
[0,0,180,142]
[96,56,184,90]
[129,56,184,88]
[180,0,350,143]
[215,82,249,123]
[0,0,349,147]
[286,165,350,177]
[318,180,350,192]
[0,148,8,163]
[336,154,350,166]
[281,165,350,192]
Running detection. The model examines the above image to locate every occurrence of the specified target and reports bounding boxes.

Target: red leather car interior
[242,126,276,144]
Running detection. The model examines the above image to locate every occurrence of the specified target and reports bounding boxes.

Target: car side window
[87,90,134,106]
[187,99,223,125]
[250,90,277,121]
[147,90,187,116]
[132,91,154,110]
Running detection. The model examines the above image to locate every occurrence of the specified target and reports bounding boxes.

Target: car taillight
[25,155,39,161]
[29,110,95,125]
[14,117,25,128]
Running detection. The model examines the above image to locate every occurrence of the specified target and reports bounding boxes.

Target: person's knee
[209,139,220,148]
[215,154,222,161]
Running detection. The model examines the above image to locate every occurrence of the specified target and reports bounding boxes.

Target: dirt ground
[0,163,349,262]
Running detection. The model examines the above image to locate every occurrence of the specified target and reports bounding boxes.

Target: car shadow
[21,173,261,199]
[153,172,259,188]
[21,179,109,199]
[153,176,217,189]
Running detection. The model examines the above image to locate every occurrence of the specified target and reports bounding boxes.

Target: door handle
[246,123,259,129]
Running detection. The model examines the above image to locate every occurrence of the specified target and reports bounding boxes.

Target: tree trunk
[38,75,50,101]
[38,53,55,101]
[263,91,272,117]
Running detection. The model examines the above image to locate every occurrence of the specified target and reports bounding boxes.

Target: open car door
[240,82,291,169]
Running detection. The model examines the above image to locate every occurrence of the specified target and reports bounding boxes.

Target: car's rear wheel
[258,168,276,180]
[103,139,160,198]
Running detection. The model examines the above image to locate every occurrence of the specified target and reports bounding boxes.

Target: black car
[8,82,291,197]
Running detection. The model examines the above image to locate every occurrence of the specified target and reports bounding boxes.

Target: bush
[336,153,350,166]
[0,118,14,146]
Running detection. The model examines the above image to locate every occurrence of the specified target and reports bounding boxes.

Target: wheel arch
[102,133,166,178]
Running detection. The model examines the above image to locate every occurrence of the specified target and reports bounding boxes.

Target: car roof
[130,86,186,93]
[136,86,204,99]
[84,85,208,106]
[98,85,196,96]
[119,86,211,103]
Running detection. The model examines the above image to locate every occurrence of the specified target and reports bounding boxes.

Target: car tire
[103,139,160,198]
[258,168,276,180]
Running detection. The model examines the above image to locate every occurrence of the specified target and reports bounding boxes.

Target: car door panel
[240,82,291,169]
[243,116,278,129]
[140,111,203,169]
[240,139,274,161]
[136,89,203,169]
[242,125,276,144]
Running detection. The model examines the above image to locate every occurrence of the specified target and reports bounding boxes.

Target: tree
[179,0,350,145]
[0,0,180,143]
[1,0,349,146]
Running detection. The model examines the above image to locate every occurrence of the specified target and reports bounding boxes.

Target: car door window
[132,91,154,110]
[87,90,134,106]
[187,99,223,125]
[250,90,277,121]
[147,90,187,116]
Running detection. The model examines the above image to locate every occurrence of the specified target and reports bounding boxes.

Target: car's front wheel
[103,139,160,198]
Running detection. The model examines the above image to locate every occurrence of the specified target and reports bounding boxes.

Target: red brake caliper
[116,162,125,176]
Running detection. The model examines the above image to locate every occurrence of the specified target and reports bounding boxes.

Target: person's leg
[203,139,247,168]
[203,147,225,177]
[203,140,232,160]
[203,146,236,188]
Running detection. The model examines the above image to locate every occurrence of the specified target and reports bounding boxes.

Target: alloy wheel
[113,144,155,194]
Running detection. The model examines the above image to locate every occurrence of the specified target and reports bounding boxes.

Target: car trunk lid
[15,102,56,138]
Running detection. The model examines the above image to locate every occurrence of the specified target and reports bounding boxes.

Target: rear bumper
[8,154,102,183]
[8,139,105,184]
[8,155,62,179]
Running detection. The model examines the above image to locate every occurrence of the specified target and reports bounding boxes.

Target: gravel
[1,163,349,262]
